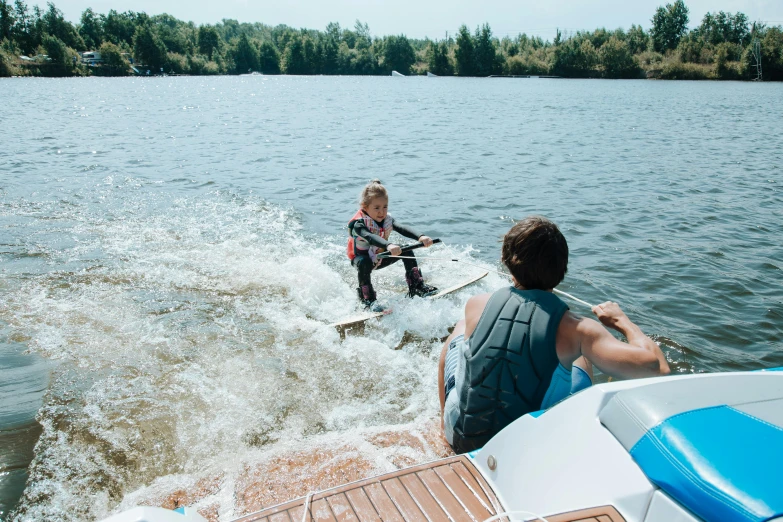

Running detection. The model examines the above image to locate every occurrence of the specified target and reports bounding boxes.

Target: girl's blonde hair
[359,179,388,208]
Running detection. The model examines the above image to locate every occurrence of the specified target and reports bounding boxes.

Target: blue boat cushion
[630,405,783,522]
[600,374,783,522]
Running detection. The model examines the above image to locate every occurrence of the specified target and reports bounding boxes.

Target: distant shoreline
[1,0,779,81]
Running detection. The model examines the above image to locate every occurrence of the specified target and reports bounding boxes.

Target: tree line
[1,0,781,80]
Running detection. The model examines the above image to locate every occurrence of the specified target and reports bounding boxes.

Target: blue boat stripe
[630,404,783,522]
[601,375,783,522]
[632,424,758,521]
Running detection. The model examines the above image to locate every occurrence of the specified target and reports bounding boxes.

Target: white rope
[383,255,595,309]
[482,510,551,522]
[301,492,313,522]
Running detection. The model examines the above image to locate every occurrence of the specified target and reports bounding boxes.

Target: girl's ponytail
[360,179,388,207]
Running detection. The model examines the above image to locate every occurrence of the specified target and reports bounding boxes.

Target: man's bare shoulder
[559,310,605,338]
[464,292,493,340]
[466,292,492,309]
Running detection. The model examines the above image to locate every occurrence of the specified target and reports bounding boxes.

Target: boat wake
[1,187,502,521]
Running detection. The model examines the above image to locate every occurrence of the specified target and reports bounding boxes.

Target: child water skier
[347,179,438,311]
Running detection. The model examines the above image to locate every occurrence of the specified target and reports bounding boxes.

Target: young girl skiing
[347,179,437,311]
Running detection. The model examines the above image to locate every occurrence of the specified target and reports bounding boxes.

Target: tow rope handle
[376,238,441,259]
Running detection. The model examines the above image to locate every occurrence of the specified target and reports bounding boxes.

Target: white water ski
[330,271,488,335]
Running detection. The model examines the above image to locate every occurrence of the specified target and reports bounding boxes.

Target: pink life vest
[347,210,393,263]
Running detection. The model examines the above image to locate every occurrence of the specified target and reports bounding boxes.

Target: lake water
[1,76,781,521]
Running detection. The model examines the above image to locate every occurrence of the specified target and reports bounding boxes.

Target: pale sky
[40,0,783,40]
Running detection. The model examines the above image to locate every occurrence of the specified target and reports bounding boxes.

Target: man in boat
[439,216,670,454]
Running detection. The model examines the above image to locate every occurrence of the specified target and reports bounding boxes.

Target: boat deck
[234,455,626,522]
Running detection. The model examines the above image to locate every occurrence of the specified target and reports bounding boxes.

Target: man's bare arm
[577,302,670,379]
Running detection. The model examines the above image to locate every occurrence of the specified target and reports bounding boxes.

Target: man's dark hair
[501,216,568,290]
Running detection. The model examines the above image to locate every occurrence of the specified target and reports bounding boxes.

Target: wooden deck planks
[544,506,626,522]
[398,473,449,522]
[235,456,626,522]
[311,498,337,522]
[344,488,382,522]
[417,468,472,520]
[453,461,504,516]
[450,461,495,513]
[381,477,427,521]
[433,463,493,521]
[288,506,304,521]
[363,482,405,522]
[326,493,360,522]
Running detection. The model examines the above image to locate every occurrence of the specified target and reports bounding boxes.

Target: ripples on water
[0,76,781,520]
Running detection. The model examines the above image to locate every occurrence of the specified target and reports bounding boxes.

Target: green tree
[258,40,279,73]
[454,24,475,75]
[78,8,102,49]
[321,22,340,73]
[28,5,46,52]
[627,24,649,54]
[11,1,33,52]
[354,46,378,74]
[103,10,137,47]
[651,0,689,52]
[426,39,453,75]
[165,51,187,73]
[0,0,13,41]
[1,43,19,76]
[500,36,517,57]
[98,40,125,67]
[758,26,783,81]
[233,32,258,73]
[552,35,598,77]
[382,34,415,74]
[336,40,356,73]
[599,36,640,78]
[281,33,307,73]
[133,22,167,69]
[304,33,320,72]
[151,13,189,55]
[474,23,502,76]
[676,33,704,63]
[342,28,356,49]
[353,19,371,50]
[43,2,83,50]
[697,11,749,46]
[713,41,739,78]
[339,22,378,75]
[42,33,72,66]
[589,27,611,49]
[197,25,220,59]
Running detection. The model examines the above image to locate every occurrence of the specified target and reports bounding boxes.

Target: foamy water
[2,184,503,520]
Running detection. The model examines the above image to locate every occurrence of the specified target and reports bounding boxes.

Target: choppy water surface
[1,76,781,520]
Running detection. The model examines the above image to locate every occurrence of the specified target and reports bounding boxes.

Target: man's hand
[388,244,402,256]
[585,301,670,378]
[591,301,630,331]
[419,236,434,247]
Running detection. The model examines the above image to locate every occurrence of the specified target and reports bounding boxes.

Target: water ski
[330,271,488,337]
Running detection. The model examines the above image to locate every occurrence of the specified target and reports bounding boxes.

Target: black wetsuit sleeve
[352,220,390,248]
[391,218,422,241]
